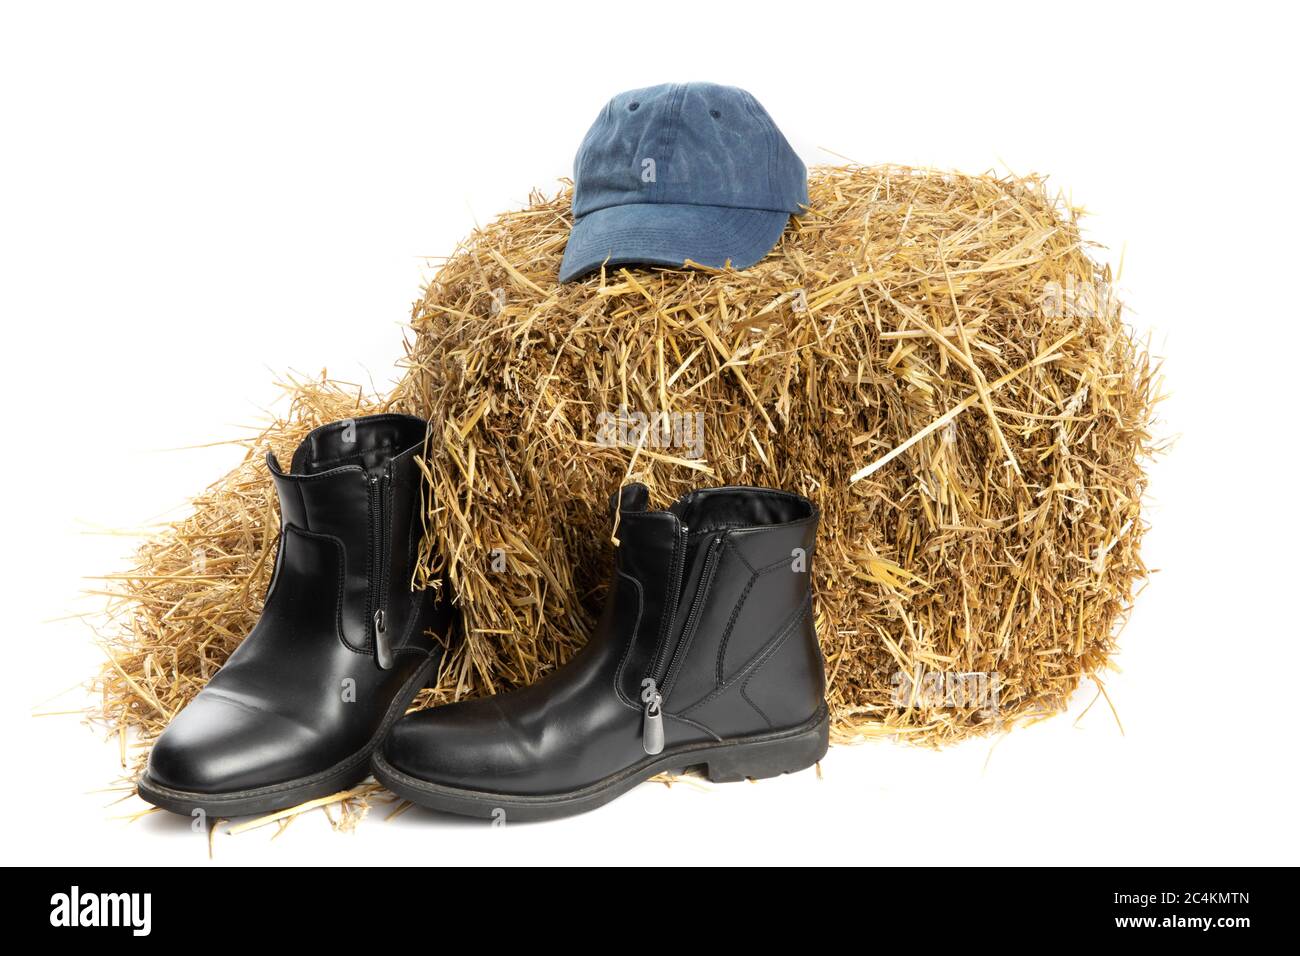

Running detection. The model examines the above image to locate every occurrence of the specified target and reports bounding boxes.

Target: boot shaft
[266,414,434,667]
[608,484,823,746]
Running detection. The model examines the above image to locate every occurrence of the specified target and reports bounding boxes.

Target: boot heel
[703,710,829,783]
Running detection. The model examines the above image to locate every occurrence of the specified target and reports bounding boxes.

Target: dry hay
[92,164,1160,789]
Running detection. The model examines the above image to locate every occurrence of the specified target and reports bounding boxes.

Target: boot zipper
[660,534,723,697]
[640,678,664,755]
[369,471,394,669]
[646,524,689,682]
[637,522,687,755]
[639,530,723,754]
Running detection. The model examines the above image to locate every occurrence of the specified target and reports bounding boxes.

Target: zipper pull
[374,608,393,669]
[640,677,664,755]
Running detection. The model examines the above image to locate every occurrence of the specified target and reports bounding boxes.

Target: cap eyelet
[628,102,640,112]
[709,109,721,119]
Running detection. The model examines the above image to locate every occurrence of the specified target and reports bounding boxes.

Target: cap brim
[559,202,792,283]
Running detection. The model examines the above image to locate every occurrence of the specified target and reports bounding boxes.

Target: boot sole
[371,704,829,823]
[135,652,440,819]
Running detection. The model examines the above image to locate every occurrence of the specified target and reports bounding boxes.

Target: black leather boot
[138,414,454,817]
[373,483,827,821]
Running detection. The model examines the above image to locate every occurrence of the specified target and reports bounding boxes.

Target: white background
[2,0,1297,866]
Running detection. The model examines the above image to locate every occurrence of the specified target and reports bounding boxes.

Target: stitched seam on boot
[680,594,811,717]
[610,570,646,711]
[281,525,364,655]
[731,538,758,575]
[665,712,722,741]
[715,550,803,684]
[740,684,773,728]
[738,598,811,728]
[715,569,757,684]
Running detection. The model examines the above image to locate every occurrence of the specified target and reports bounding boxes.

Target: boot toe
[145,689,324,795]
[382,698,526,792]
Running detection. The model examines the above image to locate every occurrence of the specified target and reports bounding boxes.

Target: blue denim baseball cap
[559,82,807,283]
